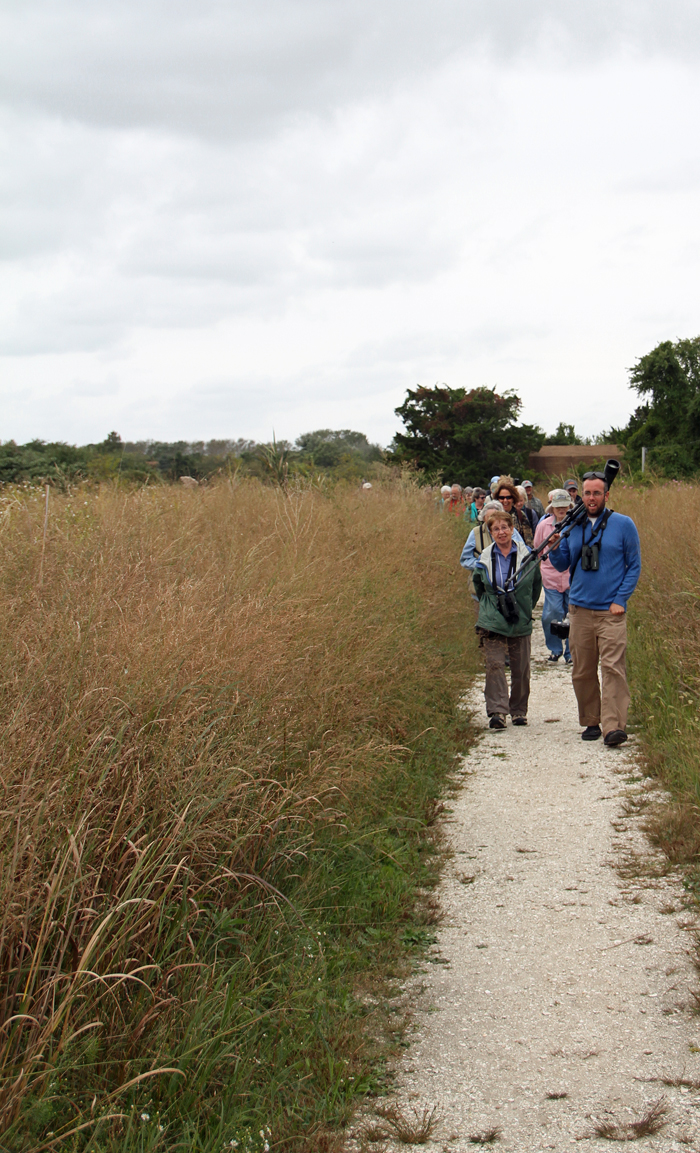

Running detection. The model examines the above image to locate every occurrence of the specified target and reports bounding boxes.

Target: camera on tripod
[550,617,570,640]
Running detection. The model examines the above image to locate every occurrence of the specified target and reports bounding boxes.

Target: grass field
[611,481,700,872]
[0,478,477,1151]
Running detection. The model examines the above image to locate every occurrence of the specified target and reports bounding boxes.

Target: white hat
[550,488,572,507]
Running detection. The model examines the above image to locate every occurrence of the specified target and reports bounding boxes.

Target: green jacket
[472,540,542,637]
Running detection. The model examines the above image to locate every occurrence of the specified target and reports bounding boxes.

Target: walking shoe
[546,654,560,663]
[604,729,628,747]
[489,714,507,730]
[564,655,573,664]
[581,725,602,741]
[512,716,527,726]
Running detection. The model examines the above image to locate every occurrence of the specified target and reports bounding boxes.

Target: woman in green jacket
[472,509,542,730]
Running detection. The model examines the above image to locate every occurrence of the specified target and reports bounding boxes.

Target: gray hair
[478,498,503,523]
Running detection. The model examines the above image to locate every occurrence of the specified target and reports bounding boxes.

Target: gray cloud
[2,1,700,141]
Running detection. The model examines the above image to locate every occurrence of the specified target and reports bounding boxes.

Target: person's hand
[609,603,625,615]
[548,532,561,548]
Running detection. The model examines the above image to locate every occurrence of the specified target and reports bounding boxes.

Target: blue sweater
[548,511,641,611]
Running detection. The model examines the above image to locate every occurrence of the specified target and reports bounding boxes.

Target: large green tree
[391,385,543,487]
[614,337,700,474]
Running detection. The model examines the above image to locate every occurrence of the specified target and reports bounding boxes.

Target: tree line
[2,334,696,488]
[0,429,384,487]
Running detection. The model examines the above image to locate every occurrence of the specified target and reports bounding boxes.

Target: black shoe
[547,654,560,663]
[512,716,527,726]
[604,729,628,747]
[582,725,602,741]
[489,714,507,730]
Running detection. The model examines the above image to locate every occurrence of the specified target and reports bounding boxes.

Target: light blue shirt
[492,541,518,589]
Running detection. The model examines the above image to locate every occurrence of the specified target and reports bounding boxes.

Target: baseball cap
[550,488,572,507]
[564,478,578,490]
[490,475,500,486]
[522,479,533,488]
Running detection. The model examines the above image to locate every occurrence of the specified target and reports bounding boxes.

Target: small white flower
[140,1112,150,1121]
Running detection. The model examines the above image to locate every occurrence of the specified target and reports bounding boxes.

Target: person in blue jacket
[548,472,641,747]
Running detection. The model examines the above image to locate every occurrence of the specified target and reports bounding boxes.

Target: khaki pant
[568,605,630,736]
[481,633,531,718]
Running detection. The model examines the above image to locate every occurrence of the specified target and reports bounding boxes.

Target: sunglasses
[582,471,605,482]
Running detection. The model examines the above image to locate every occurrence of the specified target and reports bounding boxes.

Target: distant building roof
[528,444,624,475]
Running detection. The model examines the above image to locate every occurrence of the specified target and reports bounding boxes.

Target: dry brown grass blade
[374,1102,442,1144]
[590,1097,669,1140]
[32,1113,128,1152]
[468,1127,501,1145]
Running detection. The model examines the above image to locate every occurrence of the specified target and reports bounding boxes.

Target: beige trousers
[482,633,531,718]
[568,605,630,736]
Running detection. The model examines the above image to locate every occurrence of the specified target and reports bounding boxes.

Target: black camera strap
[583,509,611,550]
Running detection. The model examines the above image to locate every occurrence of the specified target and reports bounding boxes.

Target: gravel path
[384,621,700,1150]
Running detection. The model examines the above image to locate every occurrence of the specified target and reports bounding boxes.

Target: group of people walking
[455,472,641,748]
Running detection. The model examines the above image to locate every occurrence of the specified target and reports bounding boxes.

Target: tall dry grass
[0,478,474,1150]
[612,481,700,869]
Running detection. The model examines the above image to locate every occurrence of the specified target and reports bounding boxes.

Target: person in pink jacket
[533,488,573,663]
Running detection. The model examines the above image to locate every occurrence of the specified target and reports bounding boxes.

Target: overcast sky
[1,0,699,447]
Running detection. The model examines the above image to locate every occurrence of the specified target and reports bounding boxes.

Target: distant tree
[391,385,543,487]
[295,429,383,468]
[615,336,700,473]
[543,422,584,446]
[95,431,123,454]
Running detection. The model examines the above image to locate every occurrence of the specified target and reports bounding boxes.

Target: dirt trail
[386,622,700,1150]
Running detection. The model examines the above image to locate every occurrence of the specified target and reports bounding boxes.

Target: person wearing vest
[472,508,542,730]
[548,473,641,746]
[460,500,525,588]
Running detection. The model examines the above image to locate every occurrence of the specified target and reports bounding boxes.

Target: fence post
[39,484,50,587]
[641,447,647,473]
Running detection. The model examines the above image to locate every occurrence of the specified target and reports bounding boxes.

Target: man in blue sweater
[548,473,641,746]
